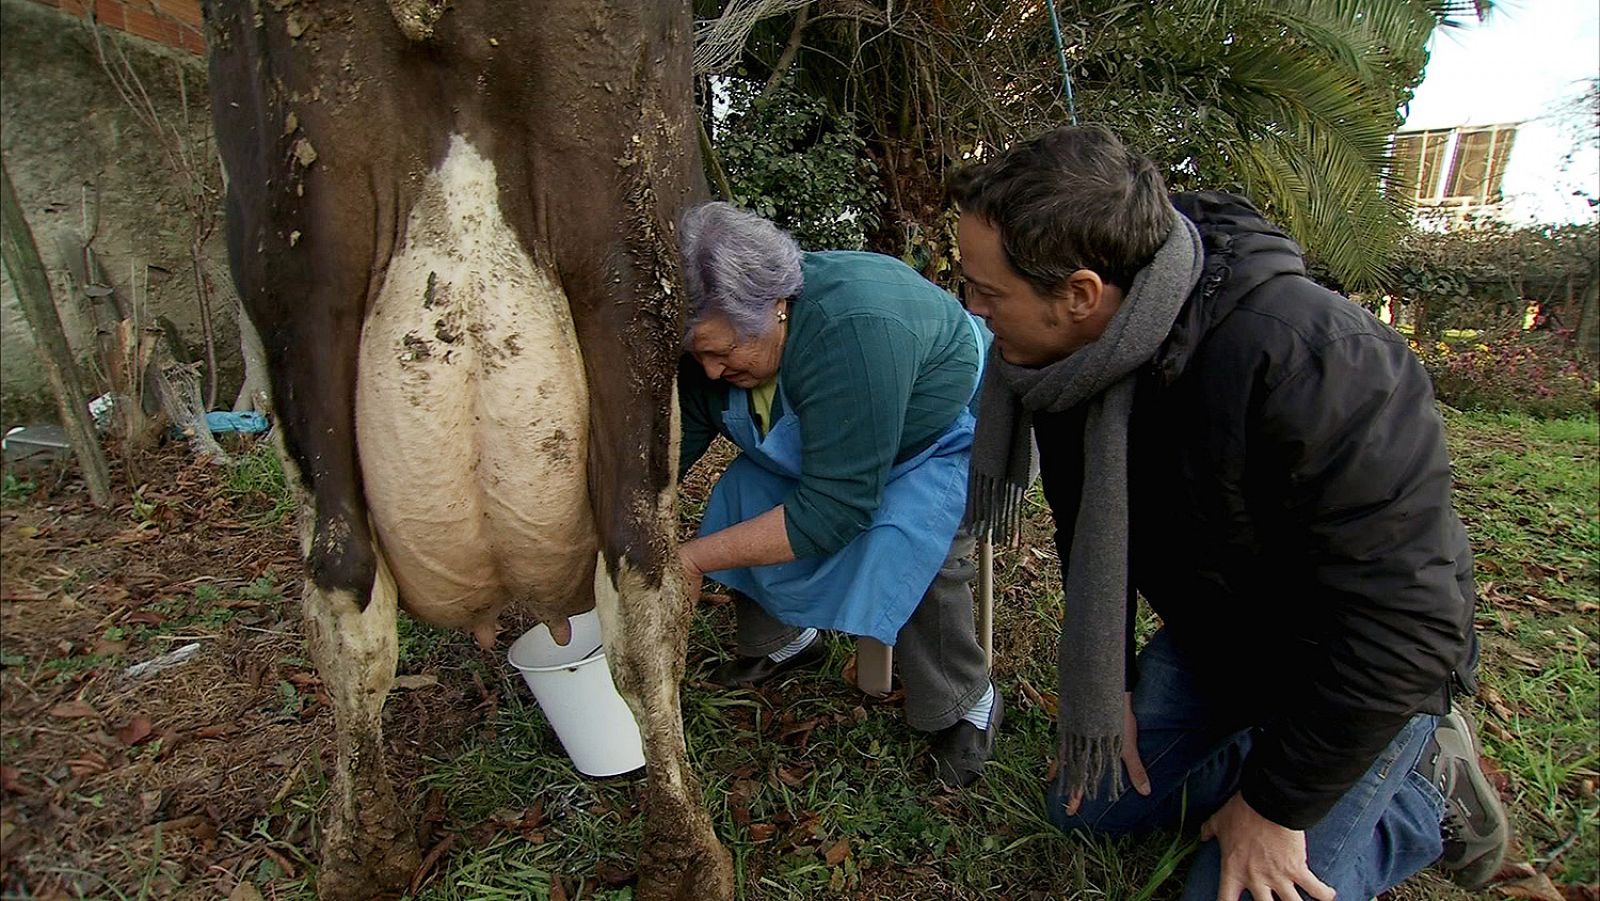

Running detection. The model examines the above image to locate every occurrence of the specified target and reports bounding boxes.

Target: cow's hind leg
[301,543,420,899]
[594,548,734,901]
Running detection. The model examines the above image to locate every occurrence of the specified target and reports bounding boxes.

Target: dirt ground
[0,443,483,899]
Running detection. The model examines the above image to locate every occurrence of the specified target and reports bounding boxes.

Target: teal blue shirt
[680,251,982,558]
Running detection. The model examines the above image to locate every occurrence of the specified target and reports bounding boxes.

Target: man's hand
[1064,691,1151,815]
[1199,792,1335,901]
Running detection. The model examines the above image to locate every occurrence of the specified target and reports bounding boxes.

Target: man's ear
[1051,269,1108,323]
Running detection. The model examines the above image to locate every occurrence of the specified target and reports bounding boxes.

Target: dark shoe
[1421,707,1510,889]
[709,635,825,688]
[930,685,1003,788]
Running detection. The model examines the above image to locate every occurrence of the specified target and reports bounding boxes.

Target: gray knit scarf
[966,211,1203,800]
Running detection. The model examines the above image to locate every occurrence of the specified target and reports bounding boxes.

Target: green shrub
[715,77,885,251]
[1414,329,1598,418]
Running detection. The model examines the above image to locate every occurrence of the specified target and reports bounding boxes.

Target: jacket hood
[1153,191,1307,384]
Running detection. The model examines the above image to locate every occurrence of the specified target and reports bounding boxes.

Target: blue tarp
[204,411,270,434]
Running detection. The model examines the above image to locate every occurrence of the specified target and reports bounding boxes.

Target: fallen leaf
[1560,886,1600,901]
[823,837,851,867]
[1485,718,1516,743]
[1,767,26,795]
[84,730,123,749]
[728,779,757,827]
[1018,679,1059,720]
[228,883,264,901]
[775,763,812,787]
[777,716,819,752]
[194,723,234,740]
[48,700,99,720]
[261,845,298,879]
[1506,651,1543,671]
[148,813,216,839]
[393,674,439,691]
[66,752,108,777]
[407,834,455,897]
[1495,870,1564,901]
[748,823,777,842]
[116,717,154,746]
[152,728,185,759]
[549,875,569,901]
[595,861,635,886]
[1478,686,1517,721]
[1498,863,1540,881]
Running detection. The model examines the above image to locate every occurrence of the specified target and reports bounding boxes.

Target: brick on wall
[28,0,204,55]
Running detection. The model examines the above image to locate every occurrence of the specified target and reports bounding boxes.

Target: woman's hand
[679,544,706,609]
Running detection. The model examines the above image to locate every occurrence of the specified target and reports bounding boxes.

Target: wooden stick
[0,159,112,506]
[979,535,994,669]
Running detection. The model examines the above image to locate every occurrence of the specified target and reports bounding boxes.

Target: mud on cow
[202,2,730,898]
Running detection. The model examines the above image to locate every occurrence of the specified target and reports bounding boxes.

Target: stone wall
[0,0,236,426]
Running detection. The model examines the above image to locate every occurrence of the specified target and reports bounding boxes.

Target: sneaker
[1420,707,1510,889]
[930,686,1003,788]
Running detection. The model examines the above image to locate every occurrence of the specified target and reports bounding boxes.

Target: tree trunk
[1576,263,1599,360]
[759,5,811,101]
[0,159,113,506]
[697,115,735,202]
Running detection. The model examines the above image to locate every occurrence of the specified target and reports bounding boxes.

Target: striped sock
[960,682,996,730]
[766,628,818,663]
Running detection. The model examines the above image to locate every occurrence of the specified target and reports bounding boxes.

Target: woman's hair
[678,201,803,341]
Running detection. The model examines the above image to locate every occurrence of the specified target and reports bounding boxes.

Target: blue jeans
[1048,629,1446,900]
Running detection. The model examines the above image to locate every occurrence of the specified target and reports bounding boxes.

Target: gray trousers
[733,530,990,732]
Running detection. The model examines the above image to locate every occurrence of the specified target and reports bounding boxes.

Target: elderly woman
[675,202,999,786]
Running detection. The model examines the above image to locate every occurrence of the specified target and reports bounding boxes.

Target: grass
[1,471,36,504]
[226,439,296,525]
[53,410,1592,899]
[1442,410,1600,883]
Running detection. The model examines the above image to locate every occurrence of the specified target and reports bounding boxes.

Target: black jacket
[1034,192,1478,830]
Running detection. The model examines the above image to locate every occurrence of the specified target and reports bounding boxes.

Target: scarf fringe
[966,472,1025,545]
[1056,731,1124,804]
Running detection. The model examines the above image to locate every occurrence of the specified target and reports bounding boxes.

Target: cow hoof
[637,835,734,901]
[315,809,421,901]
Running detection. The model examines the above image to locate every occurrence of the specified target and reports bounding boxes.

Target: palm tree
[694,0,1489,290]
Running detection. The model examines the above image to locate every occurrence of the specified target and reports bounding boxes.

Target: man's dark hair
[950,125,1173,292]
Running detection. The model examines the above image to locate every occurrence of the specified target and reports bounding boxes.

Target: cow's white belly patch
[357,134,597,632]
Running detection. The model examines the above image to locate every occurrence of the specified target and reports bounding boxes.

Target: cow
[202,2,732,898]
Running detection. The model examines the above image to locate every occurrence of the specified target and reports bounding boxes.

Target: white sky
[1403,0,1600,223]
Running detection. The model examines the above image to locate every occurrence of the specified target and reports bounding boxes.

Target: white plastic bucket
[507,610,645,777]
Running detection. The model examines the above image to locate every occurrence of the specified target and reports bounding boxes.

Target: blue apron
[699,314,988,646]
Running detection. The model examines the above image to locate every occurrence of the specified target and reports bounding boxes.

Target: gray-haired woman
[674,201,999,786]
